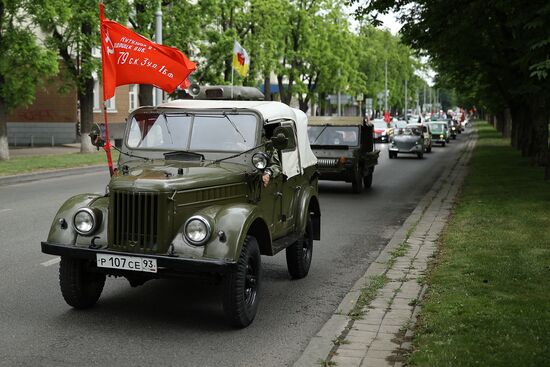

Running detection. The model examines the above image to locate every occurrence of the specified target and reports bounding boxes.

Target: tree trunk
[139,84,153,106]
[0,96,9,161]
[79,77,95,153]
[510,104,525,150]
[503,108,512,138]
[298,93,310,113]
[263,75,271,101]
[495,110,505,134]
[527,95,549,166]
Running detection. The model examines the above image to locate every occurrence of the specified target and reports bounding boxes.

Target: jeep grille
[317,158,339,168]
[111,191,159,251]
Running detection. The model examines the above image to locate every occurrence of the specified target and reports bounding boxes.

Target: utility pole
[154,2,163,106]
[404,79,408,123]
[384,60,388,113]
[423,84,426,113]
[337,18,341,116]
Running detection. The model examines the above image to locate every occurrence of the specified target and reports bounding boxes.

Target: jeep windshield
[308,126,359,146]
[126,112,258,153]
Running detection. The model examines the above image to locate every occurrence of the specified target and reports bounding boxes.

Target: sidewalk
[294,131,476,367]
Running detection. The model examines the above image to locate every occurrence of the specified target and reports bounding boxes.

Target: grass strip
[409,122,550,366]
[0,151,119,176]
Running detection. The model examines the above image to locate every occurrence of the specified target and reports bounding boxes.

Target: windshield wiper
[312,125,329,144]
[112,145,150,161]
[222,113,247,143]
[207,143,267,166]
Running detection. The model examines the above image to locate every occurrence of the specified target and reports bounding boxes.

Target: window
[129,85,138,111]
[93,78,116,112]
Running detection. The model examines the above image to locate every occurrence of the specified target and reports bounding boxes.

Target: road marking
[0,209,13,214]
[41,257,60,267]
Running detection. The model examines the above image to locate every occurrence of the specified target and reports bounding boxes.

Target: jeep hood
[109,160,251,192]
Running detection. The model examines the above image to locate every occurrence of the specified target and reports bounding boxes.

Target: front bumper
[41,242,236,274]
[389,144,423,153]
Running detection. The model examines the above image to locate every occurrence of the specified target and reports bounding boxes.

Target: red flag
[99,4,195,101]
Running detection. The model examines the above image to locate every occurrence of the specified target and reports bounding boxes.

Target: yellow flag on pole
[232,41,250,77]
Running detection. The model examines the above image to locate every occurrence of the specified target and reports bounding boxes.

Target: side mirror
[272,126,296,151]
[89,123,106,148]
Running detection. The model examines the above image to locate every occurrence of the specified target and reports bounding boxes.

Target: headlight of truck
[73,208,101,235]
[440,134,444,139]
[184,216,211,246]
[252,152,269,170]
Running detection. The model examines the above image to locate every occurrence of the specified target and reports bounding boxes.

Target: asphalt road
[0,131,471,367]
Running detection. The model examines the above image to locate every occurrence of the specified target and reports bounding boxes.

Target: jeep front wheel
[351,169,363,194]
[223,236,261,328]
[59,257,105,309]
[286,215,313,279]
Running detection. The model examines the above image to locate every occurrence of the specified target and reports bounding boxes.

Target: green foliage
[0,0,58,112]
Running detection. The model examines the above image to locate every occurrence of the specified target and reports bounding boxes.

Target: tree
[129,0,200,105]
[38,0,128,153]
[0,0,58,161]
[355,0,550,179]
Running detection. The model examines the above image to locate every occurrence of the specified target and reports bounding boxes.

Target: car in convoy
[389,125,425,159]
[41,87,321,328]
[307,116,380,193]
[428,121,450,146]
[407,123,432,153]
[372,119,393,142]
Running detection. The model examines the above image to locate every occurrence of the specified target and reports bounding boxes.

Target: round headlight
[184,216,211,246]
[440,134,444,139]
[252,152,269,170]
[73,208,99,235]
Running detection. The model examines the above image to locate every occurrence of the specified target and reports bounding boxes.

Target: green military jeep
[41,93,321,328]
[307,116,379,193]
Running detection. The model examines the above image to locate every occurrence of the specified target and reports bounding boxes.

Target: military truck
[41,88,321,328]
[307,116,379,193]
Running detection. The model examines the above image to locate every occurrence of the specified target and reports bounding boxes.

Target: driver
[262,148,281,187]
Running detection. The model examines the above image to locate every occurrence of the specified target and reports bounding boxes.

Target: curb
[0,165,107,186]
[293,129,477,367]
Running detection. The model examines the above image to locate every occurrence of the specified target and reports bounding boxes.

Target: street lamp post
[384,60,388,113]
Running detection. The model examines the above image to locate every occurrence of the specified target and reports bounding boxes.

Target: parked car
[41,87,321,328]
[308,116,380,193]
[389,125,425,159]
[407,123,432,153]
[372,119,393,142]
[428,121,450,146]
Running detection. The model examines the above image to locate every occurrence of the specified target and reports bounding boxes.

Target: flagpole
[99,2,114,177]
[231,67,234,99]
[102,102,114,176]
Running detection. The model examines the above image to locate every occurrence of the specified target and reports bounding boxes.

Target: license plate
[96,254,157,273]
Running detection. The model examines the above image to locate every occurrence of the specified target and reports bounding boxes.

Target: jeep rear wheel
[223,236,261,328]
[286,215,313,279]
[363,169,373,189]
[59,257,105,309]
